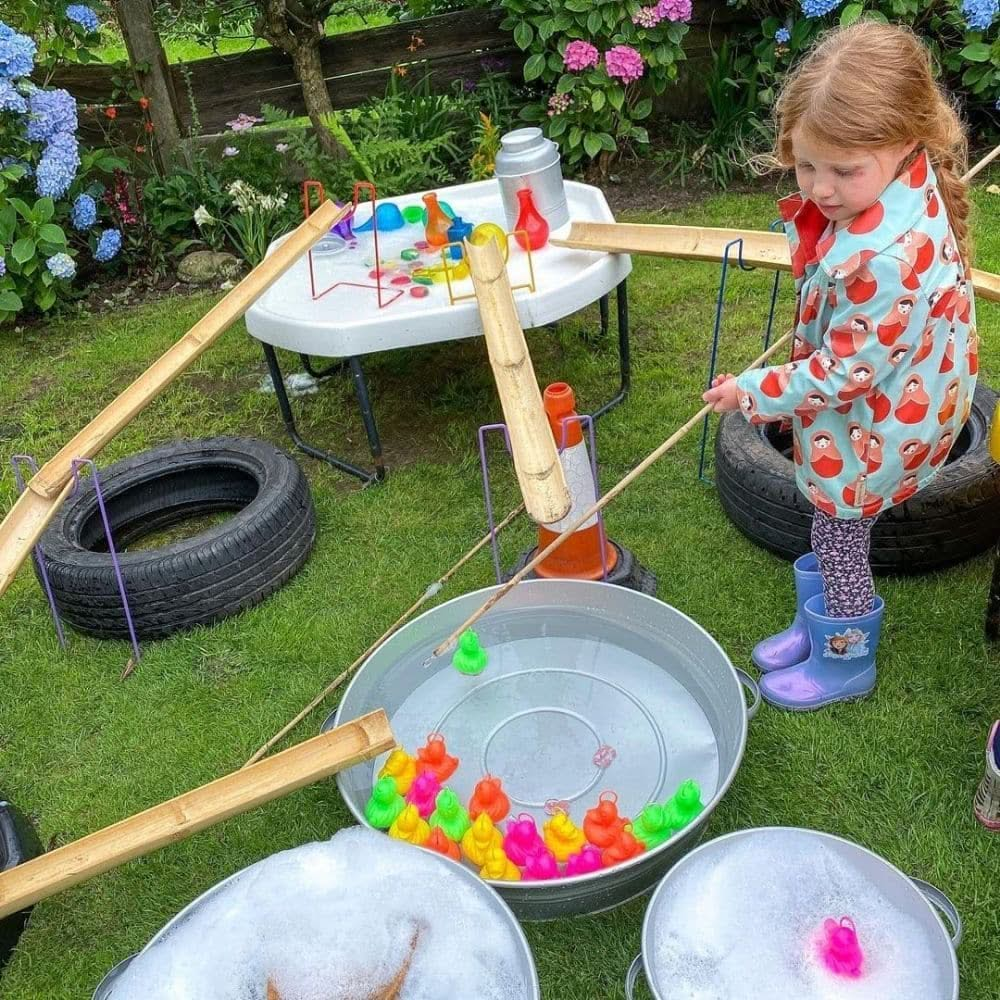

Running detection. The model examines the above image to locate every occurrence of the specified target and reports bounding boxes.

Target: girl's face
[792,128,916,225]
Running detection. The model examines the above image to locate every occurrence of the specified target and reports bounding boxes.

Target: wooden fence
[54,4,747,140]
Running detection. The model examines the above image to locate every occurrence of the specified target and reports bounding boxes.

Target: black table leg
[261,342,384,483]
[593,277,631,421]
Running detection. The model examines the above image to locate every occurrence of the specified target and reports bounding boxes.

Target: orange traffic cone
[534,383,618,580]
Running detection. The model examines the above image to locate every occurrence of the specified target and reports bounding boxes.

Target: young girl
[703,22,978,711]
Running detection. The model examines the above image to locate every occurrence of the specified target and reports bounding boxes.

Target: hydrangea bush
[0,5,124,324]
[740,0,1000,116]
[500,0,693,167]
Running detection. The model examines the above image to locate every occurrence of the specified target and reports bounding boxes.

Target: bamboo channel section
[0,200,347,602]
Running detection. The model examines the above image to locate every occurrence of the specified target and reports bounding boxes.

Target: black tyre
[1,799,41,969]
[714,383,1000,574]
[38,438,316,639]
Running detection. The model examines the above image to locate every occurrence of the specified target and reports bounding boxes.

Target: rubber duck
[429,788,471,841]
[378,748,418,796]
[469,775,510,823]
[601,826,646,868]
[452,629,489,675]
[388,803,430,846]
[503,814,545,866]
[564,845,604,876]
[664,779,704,832]
[584,792,628,849]
[480,844,522,882]
[423,826,462,863]
[543,812,586,863]
[415,733,459,783]
[405,769,441,819]
[364,775,406,830]
[522,847,560,881]
[819,917,864,978]
[461,812,503,866]
[631,802,675,850]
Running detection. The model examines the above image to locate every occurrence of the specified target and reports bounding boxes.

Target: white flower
[194,204,214,227]
[222,146,239,157]
[275,142,289,153]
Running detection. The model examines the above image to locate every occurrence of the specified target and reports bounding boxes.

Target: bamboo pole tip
[464,237,506,283]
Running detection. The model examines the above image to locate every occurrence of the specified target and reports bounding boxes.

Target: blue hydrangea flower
[962,0,999,30]
[0,21,37,80]
[775,26,791,42]
[25,88,78,142]
[46,253,76,280]
[94,228,122,263]
[800,0,842,16]
[0,78,26,113]
[1,155,31,177]
[71,193,97,231]
[65,5,101,33]
[35,131,80,199]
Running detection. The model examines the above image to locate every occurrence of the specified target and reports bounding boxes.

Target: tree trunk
[257,1,341,157]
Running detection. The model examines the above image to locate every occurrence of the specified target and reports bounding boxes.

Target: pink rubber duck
[503,814,545,866]
[819,917,864,978]
[522,847,560,881]
[564,845,604,876]
[405,769,442,819]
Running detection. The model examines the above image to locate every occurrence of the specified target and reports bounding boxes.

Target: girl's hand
[702,373,740,413]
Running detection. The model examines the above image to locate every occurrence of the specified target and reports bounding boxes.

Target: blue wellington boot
[760,594,883,711]
[752,553,823,673]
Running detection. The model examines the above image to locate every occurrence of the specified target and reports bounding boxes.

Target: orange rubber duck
[423,825,462,863]
[469,775,510,824]
[601,825,646,868]
[584,791,629,849]
[415,733,459,783]
[378,748,418,796]
[480,844,522,882]
[388,803,430,846]
[461,812,503,866]
[543,812,587,863]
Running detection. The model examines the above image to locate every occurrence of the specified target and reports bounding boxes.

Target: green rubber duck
[429,787,471,841]
[631,801,675,849]
[452,629,488,675]
[664,779,704,832]
[364,775,406,830]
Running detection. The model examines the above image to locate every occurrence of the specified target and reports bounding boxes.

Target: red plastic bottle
[513,187,549,251]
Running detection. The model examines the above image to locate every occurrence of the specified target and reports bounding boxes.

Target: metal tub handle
[625,953,647,999]
[735,668,761,721]
[911,877,963,950]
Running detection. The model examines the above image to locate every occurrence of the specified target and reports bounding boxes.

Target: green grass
[2,185,1000,998]
[94,12,396,65]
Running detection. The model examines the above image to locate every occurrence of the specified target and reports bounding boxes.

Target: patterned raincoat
[735,151,978,520]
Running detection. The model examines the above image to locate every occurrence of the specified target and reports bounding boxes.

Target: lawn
[1,186,999,998]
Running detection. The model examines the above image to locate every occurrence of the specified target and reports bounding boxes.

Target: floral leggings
[811,509,877,618]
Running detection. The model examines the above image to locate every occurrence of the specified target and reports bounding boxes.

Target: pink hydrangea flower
[226,112,263,133]
[632,6,663,27]
[605,45,645,83]
[656,0,693,21]
[563,40,600,72]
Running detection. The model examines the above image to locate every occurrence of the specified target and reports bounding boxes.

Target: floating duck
[522,847,560,881]
[601,826,646,868]
[480,844,521,882]
[405,770,442,819]
[415,733,459,783]
[631,802,675,850]
[583,792,628,849]
[543,812,587,863]
[564,845,604,876]
[452,629,488,675]
[388,803,430,846]
[819,916,864,978]
[461,812,503,866]
[664,779,704,832]
[423,825,462,863]
[364,775,406,830]
[469,775,510,824]
[378,749,418,796]
[503,814,545,866]
[429,788,471,841]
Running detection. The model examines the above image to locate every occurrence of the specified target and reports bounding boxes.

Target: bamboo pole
[0,201,347,601]
[0,710,394,920]
[425,332,794,664]
[465,236,571,526]
[242,502,526,767]
[963,143,1000,183]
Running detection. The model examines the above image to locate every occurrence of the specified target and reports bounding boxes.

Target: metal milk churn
[494,127,569,233]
